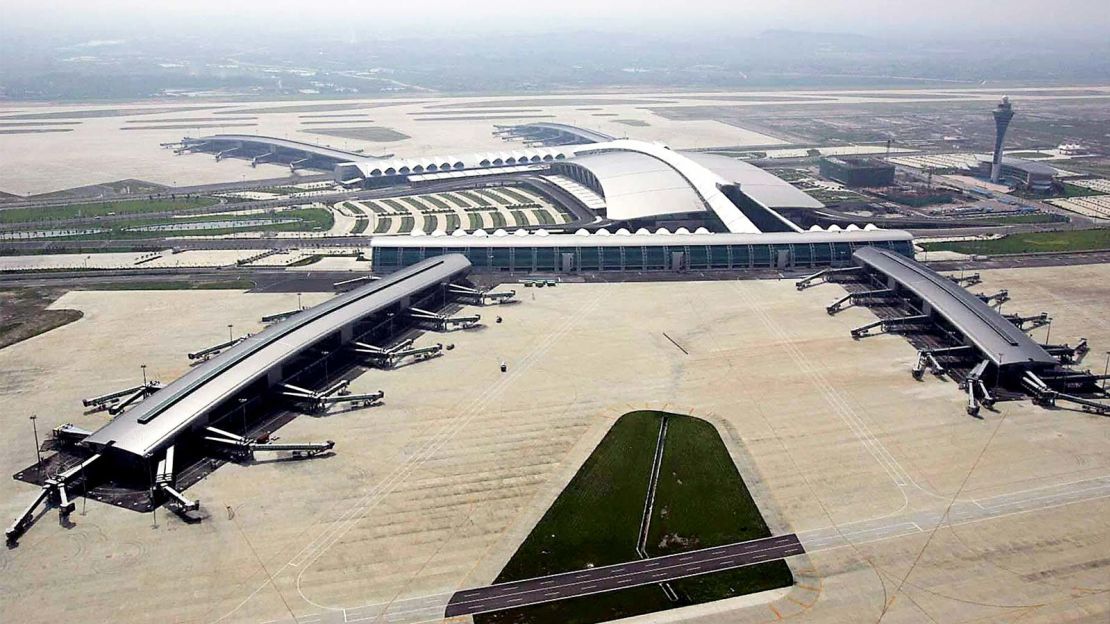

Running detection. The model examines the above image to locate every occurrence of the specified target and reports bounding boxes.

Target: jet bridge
[448,283,517,305]
[798,247,1109,415]
[204,426,335,459]
[82,382,163,413]
[8,255,480,544]
[353,339,445,369]
[6,452,104,543]
[408,307,481,331]
[281,380,385,413]
[154,446,199,513]
[188,336,248,361]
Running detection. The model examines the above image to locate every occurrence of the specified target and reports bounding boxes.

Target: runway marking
[730,281,915,490]
[217,291,610,622]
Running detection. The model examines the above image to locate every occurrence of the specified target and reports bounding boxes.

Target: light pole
[297,292,303,310]
[29,414,42,469]
[228,324,234,343]
[1102,351,1109,393]
[141,364,148,386]
[238,398,249,435]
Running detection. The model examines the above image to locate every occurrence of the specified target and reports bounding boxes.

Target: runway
[444,534,803,617]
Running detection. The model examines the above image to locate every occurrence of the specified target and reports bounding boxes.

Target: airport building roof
[577,140,765,233]
[852,246,1056,368]
[517,122,616,144]
[975,155,1059,177]
[371,228,912,249]
[83,255,472,458]
[186,134,364,164]
[680,152,825,210]
[559,151,707,221]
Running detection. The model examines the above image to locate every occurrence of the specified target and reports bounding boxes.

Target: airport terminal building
[182,126,914,274]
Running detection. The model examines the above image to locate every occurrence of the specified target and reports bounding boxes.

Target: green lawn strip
[0,197,218,224]
[286,256,321,267]
[496,187,533,203]
[969,213,1067,225]
[1062,183,1106,198]
[399,216,415,233]
[0,245,160,256]
[81,278,255,291]
[492,412,661,581]
[363,201,389,215]
[1005,151,1051,158]
[399,196,429,212]
[445,214,461,232]
[648,417,773,553]
[344,202,365,217]
[477,411,792,624]
[458,190,490,207]
[648,416,792,602]
[32,216,331,241]
[920,229,1110,255]
[258,186,301,196]
[467,213,484,230]
[443,193,472,208]
[423,194,453,210]
[46,206,328,240]
[422,215,438,233]
[381,198,409,212]
[474,188,512,205]
[35,207,334,238]
[490,212,508,228]
[532,209,555,226]
[373,217,393,234]
[511,210,530,227]
[351,218,369,235]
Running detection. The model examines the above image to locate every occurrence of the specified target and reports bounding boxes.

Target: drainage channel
[637,414,678,601]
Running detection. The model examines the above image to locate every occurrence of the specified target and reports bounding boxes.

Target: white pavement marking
[308,473,1110,624]
[218,291,609,623]
[730,281,917,491]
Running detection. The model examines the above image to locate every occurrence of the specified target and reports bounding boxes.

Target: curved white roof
[333,136,819,234]
[680,152,824,210]
[83,255,472,458]
[585,140,762,234]
[566,151,706,221]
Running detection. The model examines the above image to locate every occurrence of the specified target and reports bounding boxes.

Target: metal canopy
[852,247,1055,368]
[83,254,471,459]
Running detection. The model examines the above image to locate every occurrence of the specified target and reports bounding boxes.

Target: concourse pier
[799,247,1108,416]
[8,255,484,543]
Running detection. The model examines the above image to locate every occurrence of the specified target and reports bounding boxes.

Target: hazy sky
[4,0,1110,39]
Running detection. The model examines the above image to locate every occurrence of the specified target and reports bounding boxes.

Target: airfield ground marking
[216,290,608,623]
[291,289,611,618]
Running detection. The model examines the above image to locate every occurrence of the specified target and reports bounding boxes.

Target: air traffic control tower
[991,96,1015,183]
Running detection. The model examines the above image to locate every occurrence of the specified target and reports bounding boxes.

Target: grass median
[920,228,1110,255]
[478,410,792,624]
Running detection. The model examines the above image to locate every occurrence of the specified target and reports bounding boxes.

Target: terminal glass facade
[371,239,913,273]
